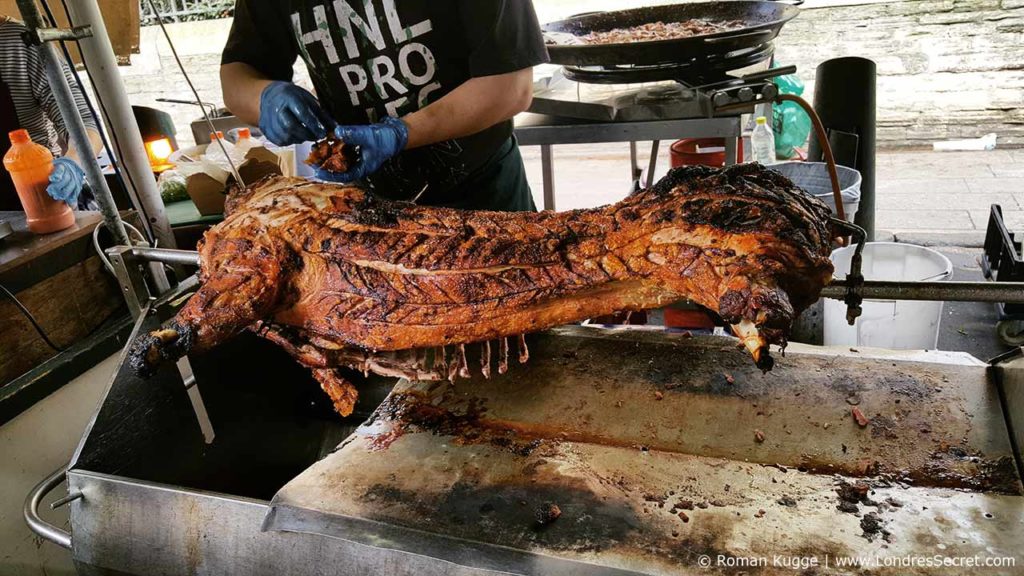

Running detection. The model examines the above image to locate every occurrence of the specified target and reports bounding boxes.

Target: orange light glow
[146,138,174,163]
[145,137,175,173]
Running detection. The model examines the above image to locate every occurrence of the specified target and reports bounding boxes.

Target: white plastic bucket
[824,243,953,350]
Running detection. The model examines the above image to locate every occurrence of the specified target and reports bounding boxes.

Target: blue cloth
[258,81,333,146]
[314,117,409,184]
[47,157,84,206]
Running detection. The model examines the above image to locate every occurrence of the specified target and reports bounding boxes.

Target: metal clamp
[107,246,201,319]
[829,218,867,325]
[108,246,151,319]
[21,25,93,46]
[24,466,73,550]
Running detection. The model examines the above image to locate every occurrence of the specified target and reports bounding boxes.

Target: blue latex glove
[47,157,85,206]
[314,117,409,183]
[258,81,333,146]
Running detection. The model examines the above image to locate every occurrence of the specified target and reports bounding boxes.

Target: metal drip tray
[64,309,1024,575]
[264,327,1022,574]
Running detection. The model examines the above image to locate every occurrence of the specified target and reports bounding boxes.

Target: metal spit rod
[130,246,201,268]
[822,280,1024,304]
[125,247,1024,305]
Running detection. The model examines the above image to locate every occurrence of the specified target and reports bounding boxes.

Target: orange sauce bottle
[3,129,75,234]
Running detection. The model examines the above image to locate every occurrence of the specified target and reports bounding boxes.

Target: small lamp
[133,105,179,174]
[145,137,175,173]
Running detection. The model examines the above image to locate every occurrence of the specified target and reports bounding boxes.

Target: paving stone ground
[520,145,1024,242]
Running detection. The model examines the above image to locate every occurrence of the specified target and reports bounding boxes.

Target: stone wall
[80,0,1024,149]
[775,0,1024,148]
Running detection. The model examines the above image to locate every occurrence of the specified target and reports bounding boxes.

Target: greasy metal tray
[267,326,1023,575]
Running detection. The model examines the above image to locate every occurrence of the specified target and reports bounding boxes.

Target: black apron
[0,72,24,211]
[418,136,536,213]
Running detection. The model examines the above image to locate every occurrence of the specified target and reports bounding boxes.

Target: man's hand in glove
[259,81,334,146]
[314,117,408,183]
[47,157,85,206]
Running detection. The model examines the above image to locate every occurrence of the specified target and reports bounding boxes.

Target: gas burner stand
[515,51,791,210]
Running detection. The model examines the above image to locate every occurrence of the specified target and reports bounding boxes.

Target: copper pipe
[775,94,846,223]
[715,95,847,224]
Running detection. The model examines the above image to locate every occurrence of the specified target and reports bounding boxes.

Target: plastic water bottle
[205,131,243,171]
[751,116,777,165]
[233,128,256,156]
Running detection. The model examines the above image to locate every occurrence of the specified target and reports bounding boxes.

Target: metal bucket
[772,161,861,223]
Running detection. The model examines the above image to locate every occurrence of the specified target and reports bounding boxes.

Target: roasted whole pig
[130,164,837,416]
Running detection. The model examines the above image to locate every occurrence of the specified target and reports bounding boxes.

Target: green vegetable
[159,173,190,203]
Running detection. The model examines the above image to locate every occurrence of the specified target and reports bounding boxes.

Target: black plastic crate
[981,204,1024,317]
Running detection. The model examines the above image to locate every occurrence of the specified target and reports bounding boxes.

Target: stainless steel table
[513,113,743,210]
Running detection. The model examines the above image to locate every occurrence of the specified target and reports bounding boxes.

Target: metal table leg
[629,141,639,179]
[646,140,661,190]
[629,141,641,193]
[725,136,739,165]
[541,144,555,211]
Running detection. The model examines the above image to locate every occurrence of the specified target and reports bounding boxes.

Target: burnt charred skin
[127,164,837,415]
[127,321,195,378]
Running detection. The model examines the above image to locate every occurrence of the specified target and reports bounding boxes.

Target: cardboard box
[177,145,287,216]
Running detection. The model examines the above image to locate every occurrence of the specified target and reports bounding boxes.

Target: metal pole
[64,0,177,250]
[541,144,555,211]
[129,246,201,267]
[822,280,1024,304]
[15,0,131,248]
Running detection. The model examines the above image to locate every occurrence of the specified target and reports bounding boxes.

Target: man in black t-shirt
[220,0,549,211]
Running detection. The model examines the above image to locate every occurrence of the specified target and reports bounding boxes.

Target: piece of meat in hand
[306,137,353,173]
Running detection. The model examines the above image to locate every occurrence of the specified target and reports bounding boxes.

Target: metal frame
[106,246,201,318]
[24,466,72,550]
[104,246,216,447]
[66,0,178,250]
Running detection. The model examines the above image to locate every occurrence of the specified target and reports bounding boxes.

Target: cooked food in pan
[575,19,745,45]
